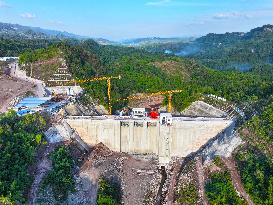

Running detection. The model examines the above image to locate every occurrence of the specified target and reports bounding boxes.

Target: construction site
[0,58,245,204]
[0,58,242,163]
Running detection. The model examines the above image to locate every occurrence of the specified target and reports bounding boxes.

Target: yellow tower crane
[116,89,183,113]
[69,75,121,114]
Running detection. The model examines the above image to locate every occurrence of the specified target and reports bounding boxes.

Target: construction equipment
[69,75,121,114]
[116,90,183,113]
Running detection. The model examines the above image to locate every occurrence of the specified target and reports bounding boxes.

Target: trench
[155,166,167,205]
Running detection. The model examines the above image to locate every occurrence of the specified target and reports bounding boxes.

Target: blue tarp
[15,97,51,108]
[17,109,34,116]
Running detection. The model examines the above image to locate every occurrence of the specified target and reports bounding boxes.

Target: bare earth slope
[0,75,34,113]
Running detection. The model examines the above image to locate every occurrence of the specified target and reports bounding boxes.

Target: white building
[160,113,173,125]
[132,108,149,118]
[0,57,19,62]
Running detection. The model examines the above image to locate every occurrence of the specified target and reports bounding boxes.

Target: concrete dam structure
[65,117,233,163]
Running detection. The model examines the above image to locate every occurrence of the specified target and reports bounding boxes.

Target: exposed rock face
[64,102,108,116]
[66,144,161,205]
[67,168,99,205]
[181,101,227,117]
[44,123,72,143]
[199,121,243,163]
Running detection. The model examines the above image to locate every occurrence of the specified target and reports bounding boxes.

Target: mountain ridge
[0,22,87,40]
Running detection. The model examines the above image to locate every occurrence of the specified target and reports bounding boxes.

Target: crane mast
[116,89,182,113]
[69,75,121,114]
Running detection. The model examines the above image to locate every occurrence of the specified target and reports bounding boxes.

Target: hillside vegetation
[44,146,75,201]
[233,101,273,204]
[19,39,273,113]
[19,45,64,83]
[205,170,246,205]
[142,25,273,72]
[0,38,60,57]
[0,111,47,204]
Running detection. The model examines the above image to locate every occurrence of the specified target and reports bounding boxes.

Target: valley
[0,21,272,205]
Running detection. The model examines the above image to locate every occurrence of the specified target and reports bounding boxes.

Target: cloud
[21,12,36,19]
[0,0,10,8]
[213,12,251,20]
[146,0,172,6]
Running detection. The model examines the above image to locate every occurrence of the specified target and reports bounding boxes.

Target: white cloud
[0,0,10,8]
[213,12,251,20]
[21,12,36,19]
[146,0,172,6]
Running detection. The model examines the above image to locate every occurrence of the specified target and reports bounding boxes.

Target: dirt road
[28,144,58,205]
[196,157,209,205]
[222,157,255,205]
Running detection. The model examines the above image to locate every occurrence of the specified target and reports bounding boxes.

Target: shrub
[97,178,121,205]
[178,183,199,205]
[44,146,75,201]
[205,171,246,205]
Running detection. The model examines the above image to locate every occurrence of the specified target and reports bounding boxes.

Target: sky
[1,0,273,40]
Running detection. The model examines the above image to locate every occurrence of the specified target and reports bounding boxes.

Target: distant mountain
[120,37,194,46]
[0,22,87,40]
[94,38,119,45]
[186,24,273,70]
[141,24,273,71]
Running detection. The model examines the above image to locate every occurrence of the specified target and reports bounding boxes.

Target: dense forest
[0,22,82,57]
[205,171,246,205]
[142,25,273,72]
[0,38,60,57]
[19,39,273,113]
[232,101,273,204]
[0,111,47,204]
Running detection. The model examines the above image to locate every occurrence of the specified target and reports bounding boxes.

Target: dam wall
[65,117,233,163]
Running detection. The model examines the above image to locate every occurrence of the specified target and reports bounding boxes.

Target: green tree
[44,146,75,201]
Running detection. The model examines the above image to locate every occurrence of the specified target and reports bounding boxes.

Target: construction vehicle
[116,89,183,113]
[68,75,121,114]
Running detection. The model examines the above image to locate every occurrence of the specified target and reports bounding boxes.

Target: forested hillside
[235,100,273,204]
[142,24,273,71]
[0,38,60,56]
[19,39,273,113]
[0,111,47,204]
[0,22,85,41]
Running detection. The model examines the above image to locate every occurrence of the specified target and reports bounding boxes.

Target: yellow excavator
[116,89,183,113]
